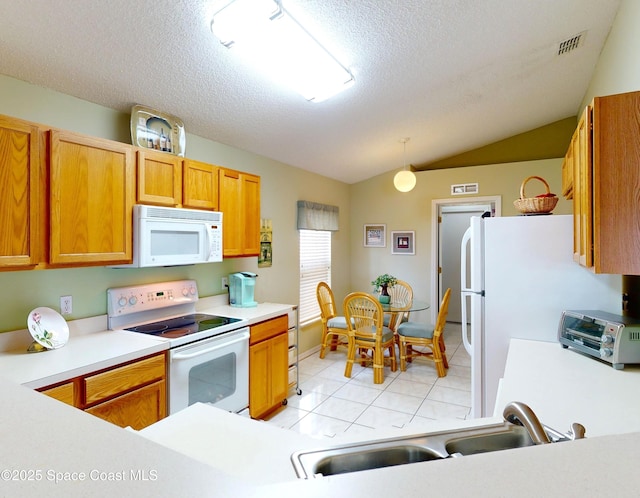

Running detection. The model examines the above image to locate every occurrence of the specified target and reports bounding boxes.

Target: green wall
[580,0,640,110]
[348,158,569,319]
[4,0,637,349]
[0,75,350,356]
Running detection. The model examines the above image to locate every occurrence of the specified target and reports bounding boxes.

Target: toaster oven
[558,310,640,369]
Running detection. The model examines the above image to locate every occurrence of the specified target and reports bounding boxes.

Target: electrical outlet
[221,277,228,289]
[60,295,72,315]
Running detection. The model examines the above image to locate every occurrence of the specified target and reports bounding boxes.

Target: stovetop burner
[125,313,242,339]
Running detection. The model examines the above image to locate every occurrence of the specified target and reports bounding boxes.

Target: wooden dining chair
[384,279,413,332]
[343,292,397,384]
[396,288,451,377]
[316,282,350,359]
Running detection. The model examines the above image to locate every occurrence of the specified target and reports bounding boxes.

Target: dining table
[380,299,430,313]
[380,299,430,332]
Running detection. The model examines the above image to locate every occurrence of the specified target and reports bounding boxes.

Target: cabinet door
[592,92,640,274]
[571,108,593,268]
[249,329,288,419]
[0,116,41,268]
[219,168,260,257]
[219,168,243,256]
[40,381,76,406]
[270,332,289,408]
[137,149,182,206]
[183,159,218,210]
[49,130,134,265]
[242,173,261,256]
[249,339,272,418]
[85,380,166,430]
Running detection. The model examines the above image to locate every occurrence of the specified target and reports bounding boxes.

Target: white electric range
[107,280,249,414]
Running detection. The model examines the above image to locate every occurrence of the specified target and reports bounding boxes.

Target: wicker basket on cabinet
[513,176,558,214]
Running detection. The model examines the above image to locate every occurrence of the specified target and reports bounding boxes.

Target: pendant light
[393,138,416,192]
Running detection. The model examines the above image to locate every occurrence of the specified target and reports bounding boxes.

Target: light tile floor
[263,322,471,439]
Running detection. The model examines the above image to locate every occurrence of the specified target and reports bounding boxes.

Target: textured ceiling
[0,0,621,184]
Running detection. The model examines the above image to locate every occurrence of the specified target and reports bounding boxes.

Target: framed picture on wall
[364,224,386,247]
[391,231,415,255]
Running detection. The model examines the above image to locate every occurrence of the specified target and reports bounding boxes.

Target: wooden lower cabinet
[249,315,289,419]
[40,381,75,406]
[37,352,167,430]
[85,380,166,430]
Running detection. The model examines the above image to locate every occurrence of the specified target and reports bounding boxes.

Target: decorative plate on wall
[130,104,186,156]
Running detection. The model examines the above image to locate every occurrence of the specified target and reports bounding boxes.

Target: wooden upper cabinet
[49,130,135,266]
[567,90,640,274]
[219,168,260,257]
[0,115,42,268]
[591,92,640,274]
[183,159,219,210]
[137,149,182,206]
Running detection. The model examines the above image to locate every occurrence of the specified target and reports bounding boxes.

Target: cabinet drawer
[250,315,288,345]
[84,354,166,405]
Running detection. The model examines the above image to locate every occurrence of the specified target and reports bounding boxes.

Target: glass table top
[380,299,430,312]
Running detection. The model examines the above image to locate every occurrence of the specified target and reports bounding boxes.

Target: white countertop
[197,298,296,326]
[0,300,295,389]
[5,306,640,495]
[0,376,254,498]
[0,316,168,389]
[496,338,640,437]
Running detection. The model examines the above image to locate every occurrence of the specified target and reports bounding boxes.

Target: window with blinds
[299,229,331,324]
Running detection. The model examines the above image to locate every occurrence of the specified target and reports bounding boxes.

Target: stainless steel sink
[444,427,534,456]
[311,444,444,476]
[291,422,534,478]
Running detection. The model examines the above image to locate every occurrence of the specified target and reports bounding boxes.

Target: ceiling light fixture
[393,138,416,192]
[210,0,354,103]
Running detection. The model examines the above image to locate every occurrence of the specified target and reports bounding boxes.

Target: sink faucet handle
[569,423,586,440]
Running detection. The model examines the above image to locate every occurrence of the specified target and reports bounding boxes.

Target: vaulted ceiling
[0,0,621,183]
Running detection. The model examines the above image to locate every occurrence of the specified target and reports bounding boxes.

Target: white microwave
[113,205,223,268]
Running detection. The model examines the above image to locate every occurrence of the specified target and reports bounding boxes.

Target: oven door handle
[171,332,248,361]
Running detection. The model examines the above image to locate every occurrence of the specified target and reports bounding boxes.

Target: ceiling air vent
[558,31,586,55]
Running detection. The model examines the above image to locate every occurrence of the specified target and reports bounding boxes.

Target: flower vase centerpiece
[371,274,397,304]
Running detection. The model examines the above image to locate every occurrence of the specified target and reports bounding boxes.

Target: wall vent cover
[558,31,586,55]
[451,183,479,195]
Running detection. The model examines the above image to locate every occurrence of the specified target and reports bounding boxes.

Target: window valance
[296,201,339,231]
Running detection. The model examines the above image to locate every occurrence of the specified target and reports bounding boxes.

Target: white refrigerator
[460,214,622,418]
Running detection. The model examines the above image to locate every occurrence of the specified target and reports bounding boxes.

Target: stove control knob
[117,296,127,307]
[600,347,613,358]
[601,334,614,345]
[182,287,189,297]
[128,295,138,306]
[190,286,196,295]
